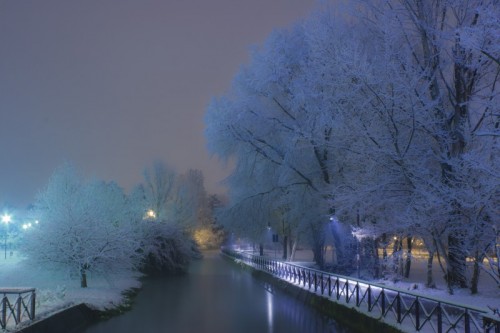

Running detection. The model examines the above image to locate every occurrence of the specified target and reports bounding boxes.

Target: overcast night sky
[0,0,317,207]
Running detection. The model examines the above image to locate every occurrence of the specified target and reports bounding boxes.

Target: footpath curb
[14,303,99,333]
[224,254,403,333]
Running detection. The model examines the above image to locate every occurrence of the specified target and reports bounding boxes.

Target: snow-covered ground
[1,248,498,331]
[260,248,500,313]
[0,251,142,327]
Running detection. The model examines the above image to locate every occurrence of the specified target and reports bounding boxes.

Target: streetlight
[144,209,156,220]
[2,214,12,259]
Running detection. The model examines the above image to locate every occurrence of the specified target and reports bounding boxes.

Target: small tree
[23,164,140,288]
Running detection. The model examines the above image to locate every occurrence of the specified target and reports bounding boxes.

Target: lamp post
[144,209,156,220]
[2,214,12,259]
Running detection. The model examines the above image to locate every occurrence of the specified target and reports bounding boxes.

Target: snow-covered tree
[130,162,211,271]
[141,160,176,221]
[23,163,140,288]
[336,0,500,292]
[206,0,499,291]
[136,162,209,230]
[206,23,344,268]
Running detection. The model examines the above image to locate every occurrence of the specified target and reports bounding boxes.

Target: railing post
[415,297,420,330]
[381,290,386,316]
[356,283,360,306]
[346,280,350,303]
[437,303,442,333]
[314,272,317,292]
[464,309,470,333]
[320,274,324,295]
[367,286,372,312]
[16,294,21,324]
[328,276,332,297]
[396,292,402,323]
[336,278,340,300]
[2,296,7,329]
[30,291,36,320]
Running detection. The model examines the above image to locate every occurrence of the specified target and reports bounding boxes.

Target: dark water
[83,252,354,333]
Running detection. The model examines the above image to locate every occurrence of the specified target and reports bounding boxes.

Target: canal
[82,251,355,333]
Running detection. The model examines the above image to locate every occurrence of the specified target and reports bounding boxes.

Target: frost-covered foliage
[205,0,499,292]
[130,161,218,272]
[23,163,141,288]
[23,162,203,287]
[138,221,198,274]
[133,161,211,231]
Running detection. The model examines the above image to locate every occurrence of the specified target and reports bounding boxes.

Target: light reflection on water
[266,289,273,333]
[82,252,354,333]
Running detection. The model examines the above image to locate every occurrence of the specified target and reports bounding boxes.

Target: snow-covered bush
[22,163,141,288]
[138,221,198,274]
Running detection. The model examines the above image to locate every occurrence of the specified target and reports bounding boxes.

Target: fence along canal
[222,248,500,333]
[0,288,36,330]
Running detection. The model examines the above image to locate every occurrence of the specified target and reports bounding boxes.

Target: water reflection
[83,252,354,333]
[266,290,273,332]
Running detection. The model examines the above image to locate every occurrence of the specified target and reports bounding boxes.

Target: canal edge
[12,286,142,333]
[221,252,404,333]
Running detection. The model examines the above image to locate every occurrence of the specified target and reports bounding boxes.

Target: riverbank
[1,249,498,332]
[0,253,142,331]
[258,248,500,313]
[227,249,500,333]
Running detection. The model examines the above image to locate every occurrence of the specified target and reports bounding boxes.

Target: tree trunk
[312,224,325,269]
[282,235,288,260]
[470,252,481,294]
[312,244,325,270]
[373,238,380,279]
[404,236,413,278]
[80,268,88,288]
[381,234,388,276]
[330,224,344,268]
[426,251,435,288]
[259,243,264,256]
[398,239,404,277]
[290,239,298,261]
[447,233,468,289]
[392,237,402,277]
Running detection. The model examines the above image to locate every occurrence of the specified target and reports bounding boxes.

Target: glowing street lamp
[22,223,33,230]
[2,214,12,259]
[145,209,156,220]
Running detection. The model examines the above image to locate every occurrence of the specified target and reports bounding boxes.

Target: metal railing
[0,288,36,329]
[222,248,500,333]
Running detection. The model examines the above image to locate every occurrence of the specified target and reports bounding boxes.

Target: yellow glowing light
[145,209,156,219]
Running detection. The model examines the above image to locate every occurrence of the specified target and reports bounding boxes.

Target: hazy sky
[0,0,317,206]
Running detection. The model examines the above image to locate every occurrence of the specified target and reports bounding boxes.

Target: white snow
[0,252,141,327]
[1,248,498,331]
[259,248,500,312]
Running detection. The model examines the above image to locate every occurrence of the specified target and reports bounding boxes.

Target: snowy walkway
[227,248,500,333]
[0,252,141,330]
[257,248,499,312]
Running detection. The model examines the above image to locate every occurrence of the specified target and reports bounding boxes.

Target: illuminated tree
[24,163,140,288]
[206,0,499,290]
